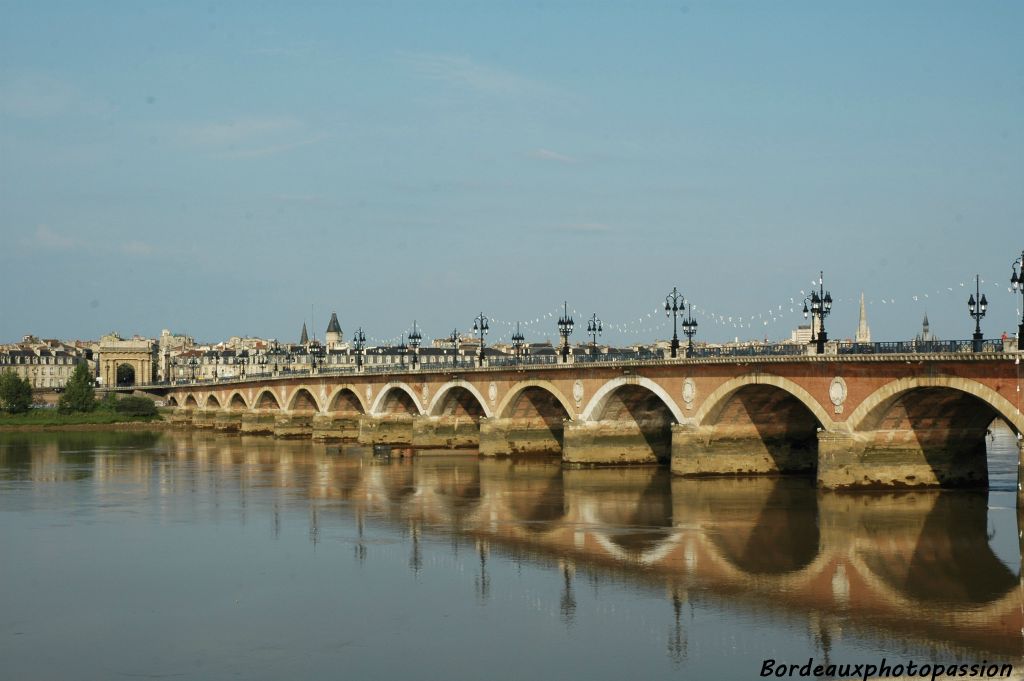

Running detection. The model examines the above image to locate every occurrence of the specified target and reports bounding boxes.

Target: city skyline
[1,2,1021,343]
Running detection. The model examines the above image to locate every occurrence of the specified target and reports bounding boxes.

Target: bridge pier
[479,417,564,457]
[562,420,667,466]
[357,414,416,446]
[816,429,987,489]
[168,408,192,427]
[214,412,242,433]
[274,413,314,438]
[412,416,479,449]
[192,410,218,429]
[311,414,361,442]
[670,424,816,477]
[240,412,276,436]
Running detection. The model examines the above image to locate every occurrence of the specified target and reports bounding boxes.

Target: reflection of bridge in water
[12,431,1015,659]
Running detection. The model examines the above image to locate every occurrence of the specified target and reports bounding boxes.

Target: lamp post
[309,342,324,373]
[236,353,246,380]
[473,313,489,366]
[396,334,408,368]
[189,357,198,383]
[1011,250,1024,341]
[681,303,698,358]
[665,287,686,358]
[557,301,574,363]
[802,271,833,354]
[448,329,460,366]
[968,274,988,352]
[587,313,602,354]
[511,322,525,363]
[353,328,366,369]
[408,321,422,368]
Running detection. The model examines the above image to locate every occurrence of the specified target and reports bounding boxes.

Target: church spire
[299,322,309,345]
[855,292,871,343]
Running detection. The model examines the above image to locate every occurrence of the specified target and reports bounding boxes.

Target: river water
[1,427,1021,680]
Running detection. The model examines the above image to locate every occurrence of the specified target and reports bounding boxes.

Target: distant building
[0,339,91,389]
[98,333,157,387]
[915,314,939,343]
[325,312,345,350]
[855,293,871,343]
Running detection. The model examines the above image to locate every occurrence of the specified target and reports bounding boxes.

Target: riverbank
[0,411,170,432]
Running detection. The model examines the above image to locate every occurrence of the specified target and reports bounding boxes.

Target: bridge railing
[689,344,806,358]
[836,339,1004,354]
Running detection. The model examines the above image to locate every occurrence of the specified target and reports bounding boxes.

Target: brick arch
[227,392,248,411]
[581,376,685,424]
[427,382,493,418]
[847,375,1024,436]
[287,386,321,413]
[693,374,834,430]
[495,380,575,421]
[325,385,367,414]
[167,395,179,407]
[254,388,282,411]
[370,382,424,416]
[205,394,222,410]
[184,394,199,408]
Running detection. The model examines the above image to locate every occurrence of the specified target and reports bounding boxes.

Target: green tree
[114,396,157,417]
[0,372,33,414]
[58,364,96,413]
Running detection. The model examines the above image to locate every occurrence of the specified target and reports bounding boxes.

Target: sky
[1,1,1021,347]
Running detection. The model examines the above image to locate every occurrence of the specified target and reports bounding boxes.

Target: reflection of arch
[581,377,684,424]
[495,380,575,420]
[184,394,199,408]
[694,374,833,429]
[370,382,424,416]
[428,382,492,418]
[326,385,368,414]
[848,376,1024,435]
[254,389,282,411]
[228,392,248,411]
[287,386,321,413]
[205,394,222,410]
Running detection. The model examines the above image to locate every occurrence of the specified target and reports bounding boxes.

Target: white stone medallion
[829,376,848,414]
[682,378,696,409]
[573,380,584,407]
[488,382,497,406]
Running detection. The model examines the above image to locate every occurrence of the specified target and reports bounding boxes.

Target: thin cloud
[401,52,548,98]
[179,116,302,148]
[26,224,77,250]
[0,71,111,118]
[531,148,576,164]
[213,135,328,159]
[552,222,613,235]
[119,241,154,256]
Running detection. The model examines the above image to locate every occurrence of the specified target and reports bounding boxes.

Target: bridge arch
[848,375,1024,435]
[326,385,368,414]
[287,386,322,413]
[205,394,222,410]
[227,392,248,411]
[495,380,575,421]
[370,382,424,416]
[581,376,685,424]
[167,395,179,407]
[184,394,199,409]
[254,388,283,411]
[428,382,493,418]
[694,374,834,430]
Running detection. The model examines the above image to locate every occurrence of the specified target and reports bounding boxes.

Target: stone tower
[855,293,871,343]
[299,322,309,346]
[325,312,344,350]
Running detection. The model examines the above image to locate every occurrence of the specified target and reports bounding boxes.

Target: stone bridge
[153,353,1024,490]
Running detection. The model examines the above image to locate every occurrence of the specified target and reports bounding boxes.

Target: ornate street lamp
[511,322,525,363]
[309,341,324,373]
[681,303,698,358]
[408,320,422,368]
[587,313,602,353]
[396,334,408,368]
[236,352,247,380]
[665,287,686,358]
[353,328,366,369]
[189,357,198,382]
[968,274,988,352]
[557,301,574,363]
[1011,250,1024,341]
[473,313,489,366]
[448,329,460,366]
[802,271,833,354]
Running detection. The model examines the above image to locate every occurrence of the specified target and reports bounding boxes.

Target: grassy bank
[0,410,165,429]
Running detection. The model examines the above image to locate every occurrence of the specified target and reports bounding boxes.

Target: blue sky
[1,1,1021,346]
